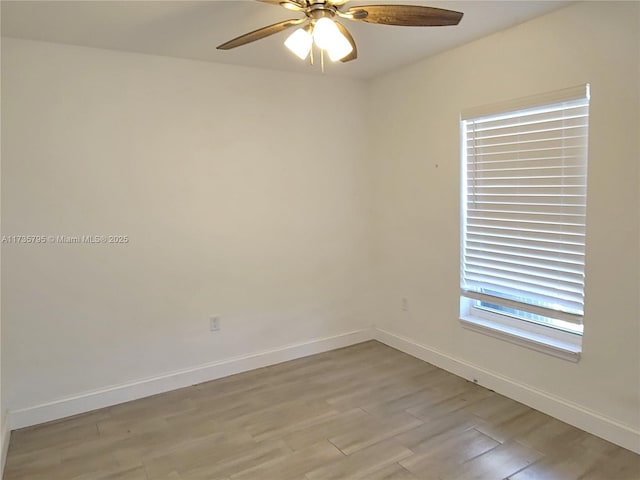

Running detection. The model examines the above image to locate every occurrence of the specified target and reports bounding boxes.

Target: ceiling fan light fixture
[312,17,339,49]
[284,27,313,60]
[326,30,353,61]
[312,18,353,62]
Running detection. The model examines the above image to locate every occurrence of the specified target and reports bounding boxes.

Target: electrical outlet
[209,316,221,332]
[401,297,409,312]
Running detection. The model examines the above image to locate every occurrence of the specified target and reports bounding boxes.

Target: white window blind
[461,85,590,328]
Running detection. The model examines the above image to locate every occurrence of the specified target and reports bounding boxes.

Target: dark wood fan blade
[346,5,463,26]
[256,0,306,8]
[217,19,304,50]
[335,22,357,62]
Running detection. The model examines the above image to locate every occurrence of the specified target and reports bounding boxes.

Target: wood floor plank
[400,429,499,478]
[140,430,257,479]
[280,408,371,452]
[305,439,413,480]
[474,408,552,444]
[230,440,344,480]
[71,465,149,480]
[438,440,543,480]
[8,420,100,456]
[405,383,495,422]
[174,438,293,479]
[359,386,440,417]
[463,393,531,424]
[6,447,121,480]
[4,341,639,480]
[282,408,371,450]
[509,434,625,480]
[512,416,589,456]
[392,411,478,450]
[326,370,440,411]
[361,462,420,480]
[579,445,640,480]
[400,427,499,477]
[327,411,423,455]
[243,400,338,442]
[10,408,110,445]
[3,445,60,473]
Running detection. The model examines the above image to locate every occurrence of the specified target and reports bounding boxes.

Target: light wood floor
[4,341,640,480]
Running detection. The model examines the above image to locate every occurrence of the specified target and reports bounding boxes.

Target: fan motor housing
[307,3,336,19]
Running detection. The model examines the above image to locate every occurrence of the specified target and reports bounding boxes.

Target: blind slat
[468,154,586,166]
[468,230,585,248]
[465,251,584,274]
[468,124,588,142]
[469,111,589,133]
[466,239,585,258]
[465,258,585,286]
[468,113,589,136]
[467,131,589,149]
[468,220,585,235]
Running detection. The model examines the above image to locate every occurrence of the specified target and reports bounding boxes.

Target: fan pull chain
[310,45,314,66]
[321,49,324,73]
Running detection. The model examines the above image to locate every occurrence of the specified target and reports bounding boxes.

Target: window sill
[460,314,581,362]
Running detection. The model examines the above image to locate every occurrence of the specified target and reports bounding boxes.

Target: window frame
[459,85,590,361]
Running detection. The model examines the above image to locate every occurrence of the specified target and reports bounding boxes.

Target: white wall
[1,38,372,417]
[368,0,639,445]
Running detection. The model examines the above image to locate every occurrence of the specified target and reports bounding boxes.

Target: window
[460,85,590,360]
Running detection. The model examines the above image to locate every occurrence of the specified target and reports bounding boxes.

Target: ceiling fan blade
[256,0,306,8]
[335,22,357,62]
[217,18,305,50]
[346,5,463,26]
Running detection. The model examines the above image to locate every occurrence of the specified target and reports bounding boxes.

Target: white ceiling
[1,0,571,79]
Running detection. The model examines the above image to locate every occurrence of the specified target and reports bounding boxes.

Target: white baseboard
[374,328,640,454]
[9,329,374,431]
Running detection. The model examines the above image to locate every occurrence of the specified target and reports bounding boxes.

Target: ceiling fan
[217,0,463,66]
